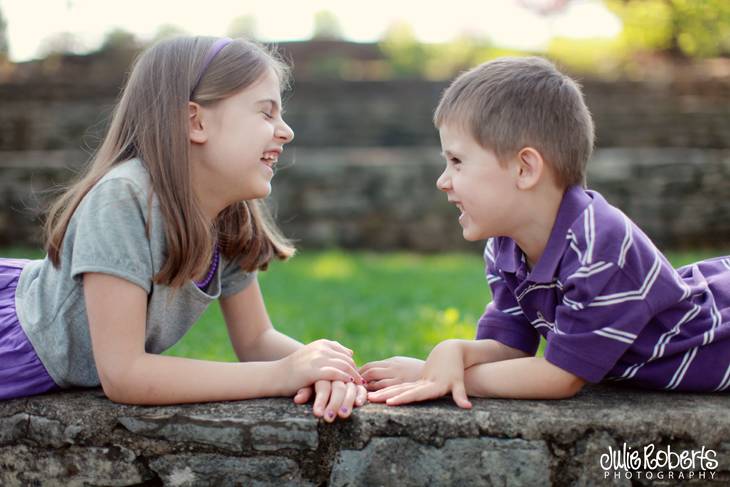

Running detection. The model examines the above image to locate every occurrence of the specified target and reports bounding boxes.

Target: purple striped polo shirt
[476,185,730,392]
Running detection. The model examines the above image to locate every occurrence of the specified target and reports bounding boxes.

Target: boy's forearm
[459,339,531,369]
[463,357,585,399]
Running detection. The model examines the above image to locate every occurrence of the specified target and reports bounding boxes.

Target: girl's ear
[188,102,207,144]
[515,147,544,190]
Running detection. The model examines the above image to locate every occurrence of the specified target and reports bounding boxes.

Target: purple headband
[190,37,233,98]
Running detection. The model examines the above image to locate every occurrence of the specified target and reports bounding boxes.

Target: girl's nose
[277,120,295,144]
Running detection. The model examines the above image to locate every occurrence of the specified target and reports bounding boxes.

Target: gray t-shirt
[14,159,256,388]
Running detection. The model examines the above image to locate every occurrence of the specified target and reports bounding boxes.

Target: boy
[362,57,730,407]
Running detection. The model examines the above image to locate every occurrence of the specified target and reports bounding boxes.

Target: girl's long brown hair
[45,36,295,288]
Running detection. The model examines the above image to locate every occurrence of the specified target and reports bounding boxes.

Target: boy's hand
[293,380,367,422]
[367,340,472,409]
[359,356,425,391]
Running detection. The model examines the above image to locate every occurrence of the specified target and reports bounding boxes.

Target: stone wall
[2,147,730,251]
[1,75,729,251]
[1,78,730,151]
[1,386,728,485]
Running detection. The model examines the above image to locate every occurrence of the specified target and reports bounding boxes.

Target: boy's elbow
[558,375,586,398]
[543,359,586,399]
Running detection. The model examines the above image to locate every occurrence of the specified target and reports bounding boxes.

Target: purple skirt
[0,258,58,400]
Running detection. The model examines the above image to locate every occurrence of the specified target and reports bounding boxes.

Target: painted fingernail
[340,407,348,414]
[349,376,355,382]
[326,410,334,418]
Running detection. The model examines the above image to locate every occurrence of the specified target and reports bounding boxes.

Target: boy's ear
[188,102,207,144]
[515,147,544,190]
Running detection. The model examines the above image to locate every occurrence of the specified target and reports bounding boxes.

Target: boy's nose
[436,170,451,191]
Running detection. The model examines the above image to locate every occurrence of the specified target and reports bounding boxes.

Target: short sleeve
[545,260,656,383]
[69,178,154,292]
[476,240,540,356]
[219,257,257,298]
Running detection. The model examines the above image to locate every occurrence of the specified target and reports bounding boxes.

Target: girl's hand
[278,340,363,395]
[359,356,425,391]
[367,340,472,409]
[293,380,367,422]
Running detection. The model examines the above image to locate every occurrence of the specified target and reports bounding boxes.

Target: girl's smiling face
[190,68,294,218]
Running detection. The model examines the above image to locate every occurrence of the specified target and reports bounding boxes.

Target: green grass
[171,250,490,364]
[3,246,728,365]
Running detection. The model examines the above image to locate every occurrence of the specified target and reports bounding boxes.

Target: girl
[0,36,366,422]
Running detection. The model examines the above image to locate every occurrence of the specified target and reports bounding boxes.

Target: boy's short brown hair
[434,56,594,188]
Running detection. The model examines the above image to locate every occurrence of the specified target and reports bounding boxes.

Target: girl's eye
[262,111,274,120]
[450,157,462,166]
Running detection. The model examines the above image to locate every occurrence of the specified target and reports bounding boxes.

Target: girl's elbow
[98,364,145,405]
[102,380,153,405]
[99,373,137,404]
[99,377,131,404]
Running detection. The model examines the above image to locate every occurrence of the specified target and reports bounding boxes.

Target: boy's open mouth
[450,200,465,219]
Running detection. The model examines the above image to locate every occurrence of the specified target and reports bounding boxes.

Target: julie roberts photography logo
[600,443,719,481]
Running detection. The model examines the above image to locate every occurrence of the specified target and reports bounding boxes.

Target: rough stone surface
[330,437,551,486]
[251,420,318,451]
[0,444,151,486]
[150,454,311,487]
[0,414,27,444]
[0,386,728,485]
[119,408,318,453]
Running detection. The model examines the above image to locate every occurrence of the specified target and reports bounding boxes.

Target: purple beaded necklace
[195,245,220,290]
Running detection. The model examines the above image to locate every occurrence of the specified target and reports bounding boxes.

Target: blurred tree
[379,22,430,78]
[0,3,8,58]
[99,28,140,52]
[151,24,189,44]
[227,14,257,39]
[547,36,624,76]
[606,0,730,57]
[312,10,343,40]
[380,24,523,79]
[424,35,497,80]
[96,28,140,79]
[518,0,569,15]
[38,32,83,57]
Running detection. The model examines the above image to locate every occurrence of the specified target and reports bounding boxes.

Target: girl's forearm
[463,357,585,400]
[234,328,302,362]
[103,353,290,405]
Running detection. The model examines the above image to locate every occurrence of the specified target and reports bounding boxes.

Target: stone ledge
[1,385,729,486]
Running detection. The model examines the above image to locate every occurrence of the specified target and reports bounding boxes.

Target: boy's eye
[450,157,462,165]
[262,111,273,119]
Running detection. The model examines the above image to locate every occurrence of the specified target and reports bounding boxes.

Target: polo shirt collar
[528,185,593,283]
[494,238,523,274]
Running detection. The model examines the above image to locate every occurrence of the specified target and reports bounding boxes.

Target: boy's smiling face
[436,123,519,241]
